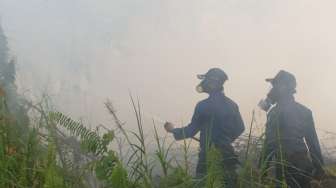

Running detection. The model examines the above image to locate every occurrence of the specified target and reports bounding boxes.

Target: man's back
[265,97,322,161]
[261,70,324,187]
[171,91,245,152]
[165,68,244,183]
[197,92,245,149]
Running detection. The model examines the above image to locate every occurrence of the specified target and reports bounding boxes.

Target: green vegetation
[0,90,323,188]
[0,24,335,188]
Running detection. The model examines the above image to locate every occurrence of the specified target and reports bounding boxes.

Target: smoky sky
[0,0,336,134]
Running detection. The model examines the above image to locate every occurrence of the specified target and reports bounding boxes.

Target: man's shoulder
[268,102,313,120]
[195,99,209,111]
[294,102,312,115]
[196,96,238,109]
[278,102,313,120]
[224,96,239,108]
[197,98,209,106]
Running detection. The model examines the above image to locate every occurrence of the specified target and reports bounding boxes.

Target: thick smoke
[0,0,335,133]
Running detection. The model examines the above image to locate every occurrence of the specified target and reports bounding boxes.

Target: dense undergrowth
[1,24,335,188]
[1,91,335,188]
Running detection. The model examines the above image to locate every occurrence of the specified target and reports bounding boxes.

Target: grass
[0,91,335,187]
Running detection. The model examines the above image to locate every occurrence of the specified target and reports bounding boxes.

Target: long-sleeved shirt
[171,92,245,151]
[264,96,324,167]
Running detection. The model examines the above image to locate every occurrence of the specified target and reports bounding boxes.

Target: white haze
[0,0,336,136]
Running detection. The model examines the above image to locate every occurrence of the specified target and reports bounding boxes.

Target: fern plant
[49,111,134,188]
[49,112,114,156]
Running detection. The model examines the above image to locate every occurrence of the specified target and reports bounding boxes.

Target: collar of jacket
[277,95,295,106]
[208,91,225,98]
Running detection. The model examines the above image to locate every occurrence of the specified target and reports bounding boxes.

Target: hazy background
[0,0,335,135]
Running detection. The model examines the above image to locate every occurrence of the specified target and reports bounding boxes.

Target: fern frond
[48,112,112,156]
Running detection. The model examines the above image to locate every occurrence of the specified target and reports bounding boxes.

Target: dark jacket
[263,96,324,168]
[172,92,245,151]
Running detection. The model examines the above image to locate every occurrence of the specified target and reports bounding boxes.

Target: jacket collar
[277,95,295,106]
[208,91,225,98]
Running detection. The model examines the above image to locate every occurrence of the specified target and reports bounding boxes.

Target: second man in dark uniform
[164,68,245,187]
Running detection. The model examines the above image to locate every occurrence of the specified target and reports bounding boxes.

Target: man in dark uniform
[259,70,324,188]
[164,68,245,187]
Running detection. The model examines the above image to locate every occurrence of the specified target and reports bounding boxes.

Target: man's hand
[164,122,175,133]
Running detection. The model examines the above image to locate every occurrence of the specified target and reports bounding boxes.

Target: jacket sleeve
[304,111,324,168]
[172,103,205,140]
[232,107,245,140]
